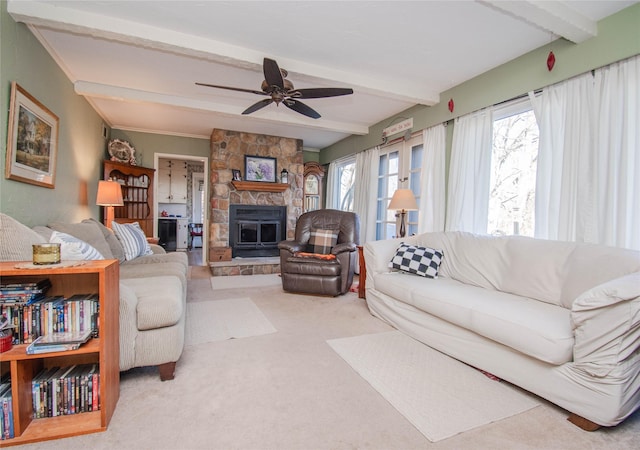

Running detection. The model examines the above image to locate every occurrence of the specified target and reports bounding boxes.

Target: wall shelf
[231,181,289,192]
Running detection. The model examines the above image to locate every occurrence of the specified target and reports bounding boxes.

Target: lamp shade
[388,189,418,211]
[96,180,124,206]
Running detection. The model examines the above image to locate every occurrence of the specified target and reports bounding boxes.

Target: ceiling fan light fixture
[197,57,353,119]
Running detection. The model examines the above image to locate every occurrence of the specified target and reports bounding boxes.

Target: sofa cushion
[111,221,152,261]
[372,271,422,305]
[48,221,114,260]
[499,237,575,307]
[0,213,46,261]
[121,276,184,331]
[389,243,443,278]
[122,251,189,271]
[306,228,338,254]
[284,256,341,276]
[374,271,574,365]
[49,231,105,260]
[120,262,187,291]
[294,252,336,260]
[408,279,574,365]
[82,218,126,263]
[32,226,53,241]
[416,232,509,291]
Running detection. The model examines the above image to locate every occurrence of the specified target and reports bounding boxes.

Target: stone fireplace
[208,129,303,264]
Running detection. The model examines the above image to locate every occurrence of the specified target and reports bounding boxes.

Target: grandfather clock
[303,162,324,212]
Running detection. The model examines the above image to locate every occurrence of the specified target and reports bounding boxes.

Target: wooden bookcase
[104,160,155,236]
[0,260,120,446]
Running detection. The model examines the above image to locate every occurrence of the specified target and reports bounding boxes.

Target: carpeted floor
[19,270,640,450]
[328,331,540,442]
[185,297,276,345]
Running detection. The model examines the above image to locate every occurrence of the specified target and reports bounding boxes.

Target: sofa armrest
[332,242,356,255]
[149,244,166,254]
[363,238,404,276]
[571,272,640,376]
[118,282,139,371]
[278,240,304,254]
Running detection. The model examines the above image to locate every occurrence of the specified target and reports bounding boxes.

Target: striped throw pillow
[50,231,105,260]
[111,222,153,261]
[306,228,339,254]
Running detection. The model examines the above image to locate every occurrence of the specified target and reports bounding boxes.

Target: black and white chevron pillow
[389,243,444,278]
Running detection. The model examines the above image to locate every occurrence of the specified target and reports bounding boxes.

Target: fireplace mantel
[231,180,289,193]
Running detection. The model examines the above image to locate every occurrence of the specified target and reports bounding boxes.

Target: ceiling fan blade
[195,82,267,96]
[242,98,274,115]
[284,99,321,119]
[290,87,354,99]
[263,58,284,89]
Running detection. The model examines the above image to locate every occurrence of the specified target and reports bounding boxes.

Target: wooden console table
[357,245,366,299]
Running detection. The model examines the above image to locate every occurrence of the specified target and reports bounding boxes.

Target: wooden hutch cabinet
[103,160,155,236]
[303,162,324,212]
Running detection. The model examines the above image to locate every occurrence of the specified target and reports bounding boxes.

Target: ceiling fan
[196,58,353,119]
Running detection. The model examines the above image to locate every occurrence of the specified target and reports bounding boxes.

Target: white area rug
[210,274,282,290]
[328,331,540,442]
[185,298,277,346]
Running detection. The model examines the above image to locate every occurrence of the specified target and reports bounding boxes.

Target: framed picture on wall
[5,82,59,188]
[232,169,242,181]
[244,155,277,182]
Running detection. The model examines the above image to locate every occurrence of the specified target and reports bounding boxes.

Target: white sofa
[364,231,640,428]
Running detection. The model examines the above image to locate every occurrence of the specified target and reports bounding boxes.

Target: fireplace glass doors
[230,205,287,257]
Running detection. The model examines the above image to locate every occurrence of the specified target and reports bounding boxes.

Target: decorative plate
[108,139,136,165]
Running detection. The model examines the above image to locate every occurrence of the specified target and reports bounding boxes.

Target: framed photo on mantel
[5,82,59,188]
[245,155,276,183]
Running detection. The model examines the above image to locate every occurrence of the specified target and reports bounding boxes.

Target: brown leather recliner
[278,209,360,296]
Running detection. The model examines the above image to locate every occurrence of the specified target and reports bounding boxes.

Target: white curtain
[591,55,640,250]
[445,108,493,233]
[353,146,380,243]
[324,161,338,209]
[529,55,639,250]
[529,72,594,242]
[418,124,446,232]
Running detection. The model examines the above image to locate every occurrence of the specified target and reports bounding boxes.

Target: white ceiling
[8,0,636,149]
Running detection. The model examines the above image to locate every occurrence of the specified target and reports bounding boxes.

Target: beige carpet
[185,297,277,346]
[210,273,282,290]
[328,331,540,442]
[19,272,640,450]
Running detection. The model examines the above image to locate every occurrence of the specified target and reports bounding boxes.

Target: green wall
[321,3,640,164]
[303,150,320,163]
[0,0,107,226]
[109,130,209,164]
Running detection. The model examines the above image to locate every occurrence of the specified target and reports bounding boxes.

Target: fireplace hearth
[229,205,287,257]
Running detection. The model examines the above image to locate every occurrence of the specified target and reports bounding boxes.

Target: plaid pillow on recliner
[306,228,338,254]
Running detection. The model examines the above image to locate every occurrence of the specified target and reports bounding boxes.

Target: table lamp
[388,188,418,238]
[97,179,124,229]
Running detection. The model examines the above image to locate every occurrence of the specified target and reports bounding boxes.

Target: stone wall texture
[209,129,303,255]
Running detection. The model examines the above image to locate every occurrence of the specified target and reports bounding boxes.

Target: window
[376,150,399,240]
[336,159,356,211]
[375,135,423,239]
[488,100,539,236]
